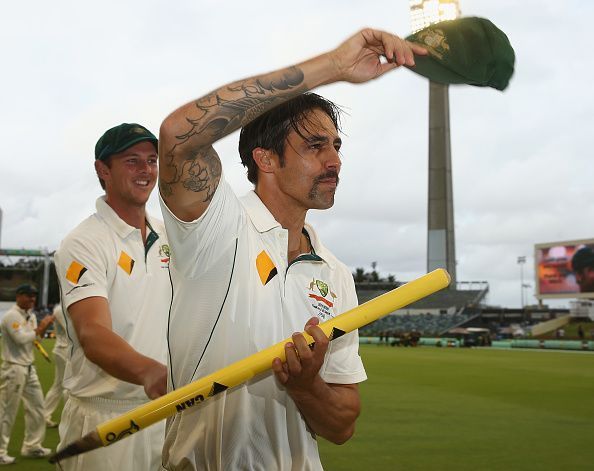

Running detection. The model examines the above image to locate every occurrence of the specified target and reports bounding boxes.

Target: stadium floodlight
[409,0,461,32]
[410,0,461,288]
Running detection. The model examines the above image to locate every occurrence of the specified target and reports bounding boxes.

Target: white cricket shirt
[0,304,37,365]
[160,177,367,470]
[54,197,171,400]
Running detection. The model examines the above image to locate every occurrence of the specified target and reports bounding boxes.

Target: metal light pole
[409,0,461,289]
[517,256,526,308]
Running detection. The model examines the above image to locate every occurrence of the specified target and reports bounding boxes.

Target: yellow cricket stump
[49,268,450,464]
[34,339,51,363]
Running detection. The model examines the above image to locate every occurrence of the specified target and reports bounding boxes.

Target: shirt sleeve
[55,231,110,311]
[1,312,35,345]
[159,175,246,279]
[319,270,367,385]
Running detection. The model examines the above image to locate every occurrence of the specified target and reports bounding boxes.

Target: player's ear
[252,147,275,174]
[94,160,112,186]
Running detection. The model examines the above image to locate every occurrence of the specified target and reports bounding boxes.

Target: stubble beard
[308,171,340,209]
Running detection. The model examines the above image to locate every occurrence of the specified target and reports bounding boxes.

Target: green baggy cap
[406,17,515,91]
[95,123,158,161]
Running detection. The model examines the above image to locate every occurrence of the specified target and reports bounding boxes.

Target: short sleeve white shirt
[54,197,171,400]
[160,177,366,470]
[0,304,37,366]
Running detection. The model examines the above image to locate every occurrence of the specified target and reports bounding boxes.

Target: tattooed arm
[159,28,426,221]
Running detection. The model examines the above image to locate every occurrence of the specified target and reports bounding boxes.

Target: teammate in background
[0,284,55,465]
[54,123,172,470]
[571,246,594,293]
[43,302,68,428]
[159,29,426,469]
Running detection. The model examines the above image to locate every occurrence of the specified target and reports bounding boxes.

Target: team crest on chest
[159,244,171,268]
[307,278,337,320]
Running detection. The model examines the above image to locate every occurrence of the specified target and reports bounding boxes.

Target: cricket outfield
[3,341,593,470]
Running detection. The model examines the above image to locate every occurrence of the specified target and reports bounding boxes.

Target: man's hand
[329,28,428,84]
[142,361,168,399]
[272,317,328,393]
[272,317,361,444]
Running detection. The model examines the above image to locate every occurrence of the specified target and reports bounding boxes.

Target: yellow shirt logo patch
[66,260,87,284]
[118,251,135,275]
[256,251,277,285]
[11,322,20,330]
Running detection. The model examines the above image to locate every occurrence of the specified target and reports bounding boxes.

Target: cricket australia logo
[414,28,450,60]
[307,279,337,321]
[159,244,171,268]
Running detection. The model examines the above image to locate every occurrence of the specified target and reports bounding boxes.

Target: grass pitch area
[2,341,593,470]
[319,345,594,470]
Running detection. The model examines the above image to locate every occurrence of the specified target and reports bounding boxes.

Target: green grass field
[2,341,593,470]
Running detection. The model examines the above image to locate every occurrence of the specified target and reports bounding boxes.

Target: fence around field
[360,336,594,351]
[360,336,460,347]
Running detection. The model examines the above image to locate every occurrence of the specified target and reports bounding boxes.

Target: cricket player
[54,124,172,470]
[0,284,54,465]
[43,303,68,428]
[158,29,427,469]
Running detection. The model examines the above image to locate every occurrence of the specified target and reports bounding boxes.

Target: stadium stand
[356,281,489,337]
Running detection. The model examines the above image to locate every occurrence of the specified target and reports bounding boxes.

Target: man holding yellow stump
[157,28,427,470]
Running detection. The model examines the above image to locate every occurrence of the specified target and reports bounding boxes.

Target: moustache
[313,171,340,186]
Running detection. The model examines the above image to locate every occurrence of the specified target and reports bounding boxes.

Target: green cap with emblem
[95,123,158,161]
[405,17,515,91]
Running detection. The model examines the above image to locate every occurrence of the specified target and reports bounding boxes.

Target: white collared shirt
[160,176,366,471]
[0,304,37,366]
[54,197,171,400]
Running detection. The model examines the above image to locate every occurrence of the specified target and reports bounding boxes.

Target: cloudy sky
[1,0,592,308]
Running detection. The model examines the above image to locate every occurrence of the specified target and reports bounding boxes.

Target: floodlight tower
[409,0,460,289]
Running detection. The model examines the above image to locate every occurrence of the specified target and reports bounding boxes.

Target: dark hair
[238,93,342,184]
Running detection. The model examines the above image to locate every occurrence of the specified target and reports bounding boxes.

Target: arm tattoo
[163,66,305,197]
[181,147,221,202]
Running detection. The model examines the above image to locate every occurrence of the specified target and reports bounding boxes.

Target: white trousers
[57,394,165,471]
[43,346,67,421]
[0,362,46,454]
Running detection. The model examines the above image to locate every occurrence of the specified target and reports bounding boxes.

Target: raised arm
[159,28,426,221]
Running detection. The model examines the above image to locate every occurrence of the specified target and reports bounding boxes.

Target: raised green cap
[406,17,515,91]
[95,123,158,161]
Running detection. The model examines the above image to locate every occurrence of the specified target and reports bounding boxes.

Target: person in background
[0,284,55,465]
[43,302,68,428]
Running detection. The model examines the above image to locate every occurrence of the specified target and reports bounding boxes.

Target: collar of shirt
[95,196,163,242]
[12,304,30,320]
[240,190,335,269]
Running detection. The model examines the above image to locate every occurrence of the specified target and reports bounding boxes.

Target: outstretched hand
[272,317,329,394]
[330,28,428,83]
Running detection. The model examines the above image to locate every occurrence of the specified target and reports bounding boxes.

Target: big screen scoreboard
[535,238,594,299]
